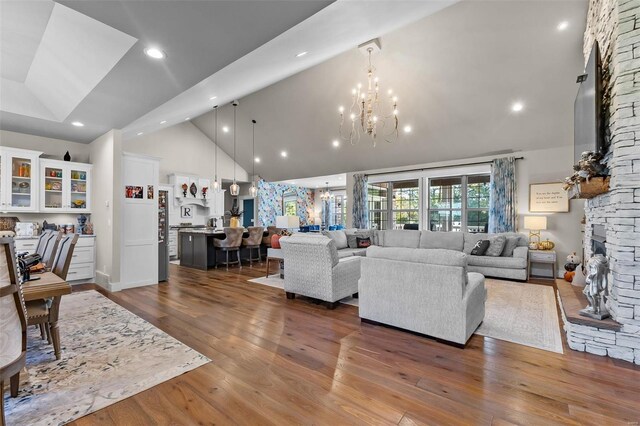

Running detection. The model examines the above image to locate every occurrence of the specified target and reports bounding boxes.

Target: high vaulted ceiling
[0,0,332,142]
[192,0,589,182]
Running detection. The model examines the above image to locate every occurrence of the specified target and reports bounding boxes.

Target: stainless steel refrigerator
[158,189,169,281]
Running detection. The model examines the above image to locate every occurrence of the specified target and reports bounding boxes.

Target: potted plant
[226,204,243,228]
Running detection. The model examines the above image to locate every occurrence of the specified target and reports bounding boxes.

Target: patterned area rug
[4,291,210,426]
[477,279,563,353]
[250,276,562,353]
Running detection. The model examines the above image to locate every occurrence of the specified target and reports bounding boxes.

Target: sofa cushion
[337,248,367,258]
[322,230,348,249]
[366,246,467,267]
[501,236,520,257]
[379,230,421,248]
[419,231,464,251]
[467,255,527,269]
[463,233,486,254]
[486,235,506,257]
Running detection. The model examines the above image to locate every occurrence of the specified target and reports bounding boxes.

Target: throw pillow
[271,234,282,249]
[346,233,358,249]
[356,237,372,248]
[470,240,490,256]
[485,235,507,257]
[501,236,520,257]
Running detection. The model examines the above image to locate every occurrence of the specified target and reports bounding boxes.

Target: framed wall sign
[180,205,194,219]
[529,182,569,213]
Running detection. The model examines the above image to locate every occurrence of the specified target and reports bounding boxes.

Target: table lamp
[276,215,300,230]
[523,216,547,250]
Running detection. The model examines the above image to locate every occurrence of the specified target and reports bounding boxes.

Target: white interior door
[121,152,159,288]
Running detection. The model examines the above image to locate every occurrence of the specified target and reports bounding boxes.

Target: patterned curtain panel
[322,198,333,227]
[489,157,517,233]
[352,174,369,229]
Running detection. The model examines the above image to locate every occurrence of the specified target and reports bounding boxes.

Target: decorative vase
[230,217,240,228]
[64,151,71,162]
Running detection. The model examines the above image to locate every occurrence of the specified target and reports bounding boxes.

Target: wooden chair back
[35,230,54,257]
[0,237,27,396]
[41,231,63,267]
[51,234,79,280]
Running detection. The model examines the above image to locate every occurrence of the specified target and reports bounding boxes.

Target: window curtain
[352,174,369,229]
[488,157,517,233]
[322,198,333,227]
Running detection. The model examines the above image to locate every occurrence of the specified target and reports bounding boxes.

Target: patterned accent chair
[214,227,244,269]
[0,236,27,421]
[242,226,264,266]
[279,234,361,309]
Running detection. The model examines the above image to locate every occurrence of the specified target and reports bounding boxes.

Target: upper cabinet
[0,147,42,212]
[40,160,92,213]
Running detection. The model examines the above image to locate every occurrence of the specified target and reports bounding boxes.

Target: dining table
[21,272,71,359]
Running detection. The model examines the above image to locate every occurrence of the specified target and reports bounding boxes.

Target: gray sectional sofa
[323,229,529,281]
[359,246,486,345]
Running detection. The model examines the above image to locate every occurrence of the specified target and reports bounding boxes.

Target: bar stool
[214,227,243,269]
[242,226,264,266]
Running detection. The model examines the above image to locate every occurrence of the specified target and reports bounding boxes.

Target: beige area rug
[4,291,210,426]
[476,279,563,354]
[250,277,563,353]
[248,276,359,306]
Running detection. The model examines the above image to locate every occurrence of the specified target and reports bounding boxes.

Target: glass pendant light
[249,119,258,198]
[229,101,240,196]
[212,105,220,192]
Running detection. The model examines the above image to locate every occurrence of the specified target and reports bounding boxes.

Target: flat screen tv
[574,42,606,164]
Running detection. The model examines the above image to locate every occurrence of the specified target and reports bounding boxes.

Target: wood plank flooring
[68,263,640,425]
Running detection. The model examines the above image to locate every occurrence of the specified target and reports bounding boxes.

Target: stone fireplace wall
[569,0,640,364]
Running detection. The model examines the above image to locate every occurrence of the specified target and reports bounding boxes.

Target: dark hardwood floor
[68,263,640,425]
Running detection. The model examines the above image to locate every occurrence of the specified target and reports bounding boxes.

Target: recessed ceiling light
[291,181,296,185]
[296,51,308,58]
[281,151,288,158]
[557,21,569,31]
[144,47,166,59]
[137,132,144,136]
[71,121,84,127]
[184,117,190,121]
[222,126,229,133]
[210,96,217,100]
[511,102,524,112]
[160,120,167,124]
[254,157,261,163]
[332,140,340,147]
[403,125,412,133]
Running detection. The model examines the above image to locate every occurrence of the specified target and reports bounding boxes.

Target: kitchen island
[179,228,249,270]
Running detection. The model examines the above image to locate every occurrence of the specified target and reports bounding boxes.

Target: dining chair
[0,236,27,424]
[214,228,243,269]
[24,233,78,360]
[40,231,62,268]
[242,226,264,266]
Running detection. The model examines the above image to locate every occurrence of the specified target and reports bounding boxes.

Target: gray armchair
[214,227,243,269]
[279,234,360,309]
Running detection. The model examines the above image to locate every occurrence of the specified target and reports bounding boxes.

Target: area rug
[4,290,210,426]
[250,277,562,353]
[248,276,359,306]
[476,279,563,354]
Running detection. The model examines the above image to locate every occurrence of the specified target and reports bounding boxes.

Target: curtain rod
[363,156,524,178]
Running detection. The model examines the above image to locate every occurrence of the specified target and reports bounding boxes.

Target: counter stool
[242,226,264,266]
[214,228,243,269]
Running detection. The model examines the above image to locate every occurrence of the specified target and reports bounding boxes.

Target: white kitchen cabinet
[0,147,42,212]
[40,159,92,213]
[14,235,96,283]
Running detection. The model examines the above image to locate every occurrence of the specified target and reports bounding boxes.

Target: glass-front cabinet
[0,147,42,212]
[40,160,92,213]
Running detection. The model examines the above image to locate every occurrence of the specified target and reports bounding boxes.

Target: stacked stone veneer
[562,0,640,364]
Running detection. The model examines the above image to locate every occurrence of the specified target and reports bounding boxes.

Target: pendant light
[249,119,258,198]
[229,100,240,196]
[212,105,221,192]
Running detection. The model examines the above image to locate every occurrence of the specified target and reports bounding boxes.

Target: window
[367,180,419,230]
[427,174,489,233]
[332,194,347,226]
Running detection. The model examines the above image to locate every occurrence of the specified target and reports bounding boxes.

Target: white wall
[0,130,90,163]
[123,121,248,184]
[89,129,122,288]
[346,145,584,273]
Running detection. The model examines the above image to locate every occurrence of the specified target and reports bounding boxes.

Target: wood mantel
[556,279,622,331]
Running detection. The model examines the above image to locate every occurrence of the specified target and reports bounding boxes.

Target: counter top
[178,228,238,235]
[14,234,96,240]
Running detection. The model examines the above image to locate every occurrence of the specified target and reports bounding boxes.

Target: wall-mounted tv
[574,41,607,164]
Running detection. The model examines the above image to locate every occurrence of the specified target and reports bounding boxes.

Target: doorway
[242,198,254,228]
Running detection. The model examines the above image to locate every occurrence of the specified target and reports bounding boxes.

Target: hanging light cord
[252,120,255,178]
[214,106,218,184]
[233,103,237,182]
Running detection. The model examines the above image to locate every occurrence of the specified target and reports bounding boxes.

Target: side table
[529,249,556,280]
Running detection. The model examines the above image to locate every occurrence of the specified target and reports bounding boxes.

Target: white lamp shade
[524,216,547,231]
[276,215,300,229]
